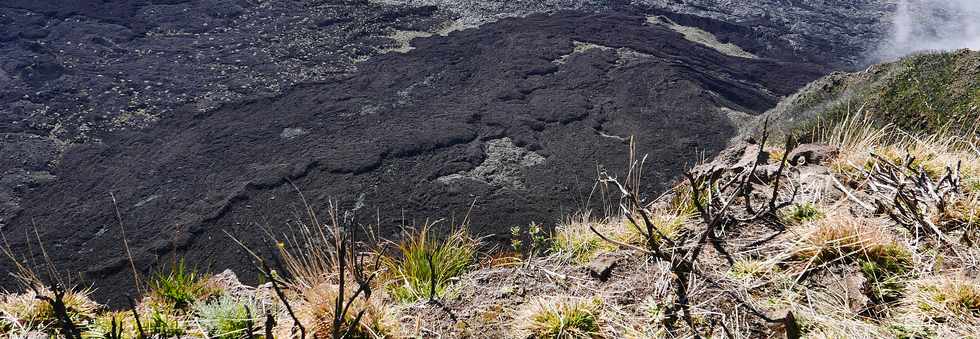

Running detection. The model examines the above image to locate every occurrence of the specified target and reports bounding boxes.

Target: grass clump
[0,285,100,335]
[936,192,980,229]
[288,281,397,339]
[194,295,258,339]
[383,222,478,302]
[783,202,824,225]
[814,110,980,187]
[83,311,138,339]
[793,214,909,268]
[551,210,686,263]
[898,277,980,335]
[859,244,912,304]
[551,215,621,263]
[149,259,216,310]
[145,308,185,337]
[516,296,603,338]
[730,259,774,280]
[915,278,980,317]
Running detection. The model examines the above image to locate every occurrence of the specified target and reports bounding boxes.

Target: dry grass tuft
[784,288,891,338]
[793,214,907,267]
[936,192,980,230]
[280,281,398,338]
[913,277,980,317]
[550,214,622,263]
[818,113,980,187]
[730,259,776,281]
[551,209,687,264]
[0,285,100,335]
[887,277,980,336]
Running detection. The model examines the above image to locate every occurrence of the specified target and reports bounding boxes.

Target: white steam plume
[877,0,980,60]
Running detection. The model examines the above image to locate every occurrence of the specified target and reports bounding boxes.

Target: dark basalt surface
[1,0,889,238]
[1,10,828,304]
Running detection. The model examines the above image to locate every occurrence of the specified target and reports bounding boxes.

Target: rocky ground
[0,0,912,303]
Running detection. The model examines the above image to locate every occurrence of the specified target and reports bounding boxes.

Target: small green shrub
[784,203,824,224]
[194,295,258,339]
[512,222,549,261]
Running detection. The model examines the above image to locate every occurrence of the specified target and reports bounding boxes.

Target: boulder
[788,144,839,166]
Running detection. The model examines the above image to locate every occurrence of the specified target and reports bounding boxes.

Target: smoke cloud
[877,0,980,60]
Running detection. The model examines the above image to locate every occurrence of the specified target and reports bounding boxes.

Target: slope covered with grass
[763,49,980,137]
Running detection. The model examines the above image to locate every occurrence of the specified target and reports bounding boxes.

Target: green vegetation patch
[383,225,478,302]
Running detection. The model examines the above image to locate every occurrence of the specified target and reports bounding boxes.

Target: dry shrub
[262,203,397,338]
[818,113,980,188]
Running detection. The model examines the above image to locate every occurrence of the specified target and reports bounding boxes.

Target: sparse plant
[383,222,477,302]
[730,259,773,280]
[516,296,603,339]
[510,225,523,254]
[512,222,549,264]
[529,223,548,258]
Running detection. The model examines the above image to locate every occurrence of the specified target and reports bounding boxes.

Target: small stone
[845,274,870,313]
[588,254,620,282]
[751,164,782,183]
